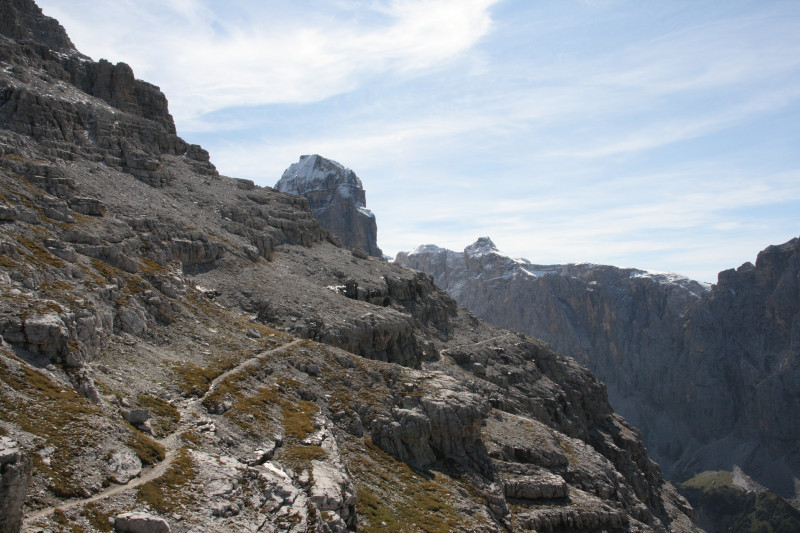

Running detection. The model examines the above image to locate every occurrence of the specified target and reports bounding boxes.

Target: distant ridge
[398,236,800,501]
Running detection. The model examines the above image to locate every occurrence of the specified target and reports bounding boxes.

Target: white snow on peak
[630,269,711,290]
[276,154,363,195]
[519,267,558,278]
[357,206,375,218]
[464,237,500,258]
[408,244,446,256]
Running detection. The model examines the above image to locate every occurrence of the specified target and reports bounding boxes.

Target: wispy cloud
[40,0,499,119]
[36,0,800,282]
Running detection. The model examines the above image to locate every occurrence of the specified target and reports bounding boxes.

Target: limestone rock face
[0,0,77,54]
[0,437,32,533]
[0,3,699,532]
[276,155,382,257]
[398,236,800,499]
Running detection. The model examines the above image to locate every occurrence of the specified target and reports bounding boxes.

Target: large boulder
[0,437,32,533]
[113,512,170,533]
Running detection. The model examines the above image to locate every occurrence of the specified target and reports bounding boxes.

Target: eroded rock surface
[276,155,382,258]
[0,3,699,532]
[398,236,800,501]
[0,437,32,533]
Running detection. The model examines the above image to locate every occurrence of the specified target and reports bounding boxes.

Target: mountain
[396,237,800,502]
[275,155,382,258]
[0,1,701,531]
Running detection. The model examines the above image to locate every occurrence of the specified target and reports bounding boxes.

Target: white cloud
[38,0,499,120]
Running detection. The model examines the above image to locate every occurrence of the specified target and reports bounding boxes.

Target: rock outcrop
[397,236,800,502]
[0,3,699,532]
[276,155,382,257]
[0,437,32,533]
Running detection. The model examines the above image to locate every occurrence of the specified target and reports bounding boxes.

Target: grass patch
[0,353,104,498]
[127,429,165,465]
[181,431,203,447]
[14,234,65,268]
[138,256,168,274]
[680,469,733,489]
[79,503,114,532]
[136,448,196,514]
[53,508,85,533]
[136,393,180,437]
[343,438,470,532]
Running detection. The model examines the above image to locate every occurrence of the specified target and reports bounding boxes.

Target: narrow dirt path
[21,338,302,530]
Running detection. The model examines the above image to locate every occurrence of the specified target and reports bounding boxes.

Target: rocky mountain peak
[0,0,78,54]
[464,236,499,257]
[0,3,702,532]
[275,154,382,257]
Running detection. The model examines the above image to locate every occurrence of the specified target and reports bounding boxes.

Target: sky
[38,0,800,282]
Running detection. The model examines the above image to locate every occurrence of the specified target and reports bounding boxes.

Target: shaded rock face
[0,3,699,532]
[397,236,800,499]
[276,155,382,257]
[0,0,77,54]
[0,437,32,533]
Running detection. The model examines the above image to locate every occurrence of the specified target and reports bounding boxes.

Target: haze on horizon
[38,0,800,283]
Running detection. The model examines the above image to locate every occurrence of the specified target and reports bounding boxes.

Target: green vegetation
[181,430,203,447]
[52,508,85,533]
[678,470,800,533]
[79,503,115,532]
[126,429,166,465]
[343,438,480,532]
[0,352,105,498]
[136,448,196,514]
[14,233,65,268]
[136,393,180,437]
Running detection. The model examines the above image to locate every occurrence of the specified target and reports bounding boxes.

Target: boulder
[23,313,69,358]
[124,408,150,425]
[106,449,142,484]
[114,512,170,533]
[0,437,32,533]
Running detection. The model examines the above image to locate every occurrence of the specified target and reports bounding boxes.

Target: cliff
[397,236,800,503]
[276,155,383,258]
[0,2,697,531]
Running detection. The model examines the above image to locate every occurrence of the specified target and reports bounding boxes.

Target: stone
[114,512,170,533]
[0,437,32,533]
[503,472,568,500]
[106,448,142,484]
[68,197,107,216]
[124,408,150,425]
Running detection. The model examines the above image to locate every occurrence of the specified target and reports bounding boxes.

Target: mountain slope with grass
[1,1,698,532]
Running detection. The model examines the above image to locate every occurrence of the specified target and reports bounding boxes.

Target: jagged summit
[0,0,78,54]
[0,3,702,532]
[397,235,800,507]
[464,236,499,257]
[275,154,382,257]
[277,155,363,199]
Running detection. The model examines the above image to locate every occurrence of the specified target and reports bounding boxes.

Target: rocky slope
[0,1,698,532]
[397,237,800,501]
[275,155,382,258]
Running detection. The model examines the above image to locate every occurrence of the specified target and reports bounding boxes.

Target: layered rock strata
[397,236,800,500]
[276,155,383,257]
[0,2,698,531]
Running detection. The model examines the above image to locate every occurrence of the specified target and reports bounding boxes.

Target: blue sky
[39,0,800,282]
